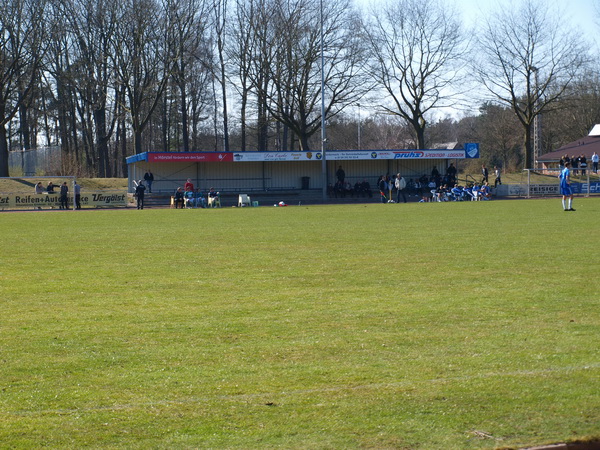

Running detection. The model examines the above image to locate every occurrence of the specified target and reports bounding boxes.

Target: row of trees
[0,0,597,177]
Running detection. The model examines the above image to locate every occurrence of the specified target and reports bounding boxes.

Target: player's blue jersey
[560,167,570,187]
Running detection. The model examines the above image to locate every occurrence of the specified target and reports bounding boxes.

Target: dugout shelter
[126,144,480,195]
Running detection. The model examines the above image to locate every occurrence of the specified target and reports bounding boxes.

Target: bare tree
[364,0,466,150]
[112,0,173,155]
[475,0,588,169]
[168,0,210,152]
[475,103,522,171]
[245,0,369,151]
[211,0,231,151]
[60,0,120,176]
[0,0,47,176]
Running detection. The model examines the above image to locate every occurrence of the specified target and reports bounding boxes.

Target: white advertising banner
[231,149,469,162]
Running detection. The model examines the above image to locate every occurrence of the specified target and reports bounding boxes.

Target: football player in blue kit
[559,161,575,211]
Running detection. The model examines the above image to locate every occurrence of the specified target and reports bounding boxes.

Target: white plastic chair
[238,194,251,207]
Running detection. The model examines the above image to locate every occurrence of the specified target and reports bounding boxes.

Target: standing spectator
[592,152,599,173]
[336,165,345,184]
[481,164,489,184]
[378,176,387,203]
[173,187,184,208]
[559,161,575,211]
[494,166,502,187]
[144,170,154,193]
[579,154,587,176]
[571,155,578,175]
[184,178,194,192]
[431,165,440,179]
[59,182,69,210]
[74,181,81,209]
[395,173,407,203]
[446,163,457,185]
[135,180,146,209]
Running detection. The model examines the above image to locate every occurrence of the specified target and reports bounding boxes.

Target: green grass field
[1,199,599,449]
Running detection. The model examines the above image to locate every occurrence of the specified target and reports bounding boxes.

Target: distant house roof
[431,142,462,150]
[538,126,600,162]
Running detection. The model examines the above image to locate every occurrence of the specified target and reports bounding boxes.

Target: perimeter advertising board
[0,192,127,209]
[230,147,478,162]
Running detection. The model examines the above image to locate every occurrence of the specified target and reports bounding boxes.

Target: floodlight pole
[320,0,327,201]
[357,103,361,149]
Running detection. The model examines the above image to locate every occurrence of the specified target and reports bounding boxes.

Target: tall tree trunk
[180,84,190,152]
[0,124,9,176]
[94,107,110,177]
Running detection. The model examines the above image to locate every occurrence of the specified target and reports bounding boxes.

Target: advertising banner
[231,149,471,162]
[574,182,600,194]
[148,152,233,163]
[1,192,127,209]
[233,152,320,162]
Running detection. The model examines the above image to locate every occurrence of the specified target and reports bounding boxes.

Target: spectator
[333,180,344,198]
[135,180,146,209]
[344,181,354,198]
[173,187,184,208]
[446,163,457,185]
[481,164,489,184]
[378,176,388,203]
[579,154,587,176]
[46,181,56,193]
[571,155,578,175]
[360,179,372,198]
[431,166,440,179]
[74,181,81,209]
[395,173,407,203]
[184,178,194,192]
[494,166,502,187]
[336,165,345,183]
[208,187,219,207]
[480,182,492,200]
[592,152,599,173]
[59,182,69,210]
[35,182,44,194]
[144,170,154,193]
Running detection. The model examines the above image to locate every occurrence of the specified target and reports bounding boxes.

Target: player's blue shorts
[560,184,572,196]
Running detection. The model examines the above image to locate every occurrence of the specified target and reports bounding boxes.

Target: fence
[8,147,62,176]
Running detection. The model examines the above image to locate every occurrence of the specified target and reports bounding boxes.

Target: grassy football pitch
[1,198,599,449]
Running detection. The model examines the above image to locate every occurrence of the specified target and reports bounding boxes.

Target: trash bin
[301,176,310,190]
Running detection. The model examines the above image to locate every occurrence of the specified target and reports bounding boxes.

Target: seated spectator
[406,179,416,197]
[450,184,464,201]
[206,187,219,207]
[464,184,475,201]
[46,182,56,193]
[480,182,492,200]
[333,180,345,198]
[472,182,481,201]
[173,187,185,208]
[360,179,372,197]
[344,181,354,197]
[35,182,44,194]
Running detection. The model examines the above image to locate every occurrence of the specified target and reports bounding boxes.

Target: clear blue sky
[459,0,599,47]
